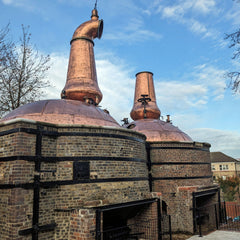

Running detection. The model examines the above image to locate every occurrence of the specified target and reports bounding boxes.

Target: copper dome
[1,99,120,127]
[128,119,192,142]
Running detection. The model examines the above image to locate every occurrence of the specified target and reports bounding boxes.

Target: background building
[210,152,240,181]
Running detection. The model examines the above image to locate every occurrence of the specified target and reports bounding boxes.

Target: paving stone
[187,230,240,240]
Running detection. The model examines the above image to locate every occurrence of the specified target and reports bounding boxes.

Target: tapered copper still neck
[61,9,104,105]
[130,71,161,120]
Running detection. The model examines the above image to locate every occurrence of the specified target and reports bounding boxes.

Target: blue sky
[1,0,240,158]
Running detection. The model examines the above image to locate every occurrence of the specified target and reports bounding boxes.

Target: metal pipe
[215,204,219,230]
[61,9,103,104]
[96,210,101,240]
[71,9,103,42]
[157,199,162,240]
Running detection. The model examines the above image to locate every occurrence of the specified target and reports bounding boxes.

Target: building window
[212,165,215,170]
[219,164,228,171]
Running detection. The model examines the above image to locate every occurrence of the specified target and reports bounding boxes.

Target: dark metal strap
[153,175,212,180]
[0,127,145,143]
[0,155,146,163]
[18,223,57,236]
[151,162,210,165]
[150,146,209,152]
[0,177,149,189]
[70,37,94,45]
[95,198,158,212]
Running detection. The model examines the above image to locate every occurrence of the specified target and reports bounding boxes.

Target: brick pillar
[69,209,96,240]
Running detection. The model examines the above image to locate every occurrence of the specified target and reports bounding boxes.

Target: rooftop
[210,152,239,163]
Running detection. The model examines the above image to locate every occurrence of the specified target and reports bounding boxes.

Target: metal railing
[195,202,240,237]
[159,214,172,240]
[99,219,156,240]
[97,216,172,240]
[219,201,240,232]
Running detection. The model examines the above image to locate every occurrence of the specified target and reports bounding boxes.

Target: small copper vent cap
[130,71,161,120]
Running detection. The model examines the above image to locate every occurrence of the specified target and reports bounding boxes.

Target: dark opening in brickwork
[73,162,90,180]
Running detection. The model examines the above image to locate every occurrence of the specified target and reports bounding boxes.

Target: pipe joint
[71,18,103,44]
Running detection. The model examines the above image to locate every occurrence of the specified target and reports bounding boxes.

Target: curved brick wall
[0,120,150,240]
[149,141,214,233]
[150,141,212,190]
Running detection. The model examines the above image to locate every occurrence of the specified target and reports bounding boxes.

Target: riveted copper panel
[130,71,161,120]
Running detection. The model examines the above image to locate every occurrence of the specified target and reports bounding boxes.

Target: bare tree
[0,24,11,62]
[225,29,240,93]
[225,0,240,93]
[0,25,51,117]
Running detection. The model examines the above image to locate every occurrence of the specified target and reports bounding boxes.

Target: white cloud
[154,0,218,39]
[155,80,208,112]
[96,57,135,122]
[104,29,161,43]
[2,0,33,9]
[193,0,216,14]
[158,0,216,19]
[231,59,240,69]
[192,64,226,100]
[189,19,207,34]
[187,128,240,158]
[169,113,203,131]
[142,9,151,16]
[225,1,240,26]
[152,64,226,115]
[104,17,161,43]
[2,0,13,4]
[186,19,215,39]
[125,18,144,32]
[161,5,184,19]
[157,0,217,17]
[45,53,68,99]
